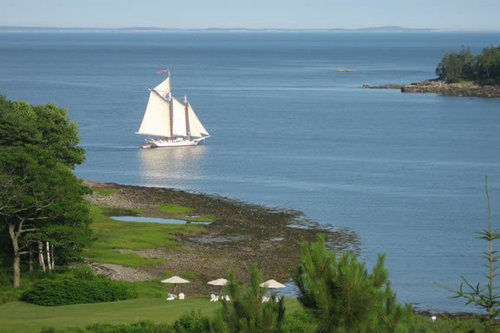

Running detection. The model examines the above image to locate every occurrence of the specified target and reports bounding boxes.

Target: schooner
[137,70,210,148]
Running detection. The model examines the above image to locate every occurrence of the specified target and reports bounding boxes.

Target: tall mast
[184,95,191,140]
[168,92,174,139]
[167,70,172,139]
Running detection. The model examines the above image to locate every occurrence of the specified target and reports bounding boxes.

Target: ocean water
[1,32,499,312]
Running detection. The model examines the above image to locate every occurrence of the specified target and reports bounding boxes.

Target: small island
[365,46,500,98]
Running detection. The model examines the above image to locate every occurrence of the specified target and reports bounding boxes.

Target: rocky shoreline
[84,180,358,295]
[364,79,500,98]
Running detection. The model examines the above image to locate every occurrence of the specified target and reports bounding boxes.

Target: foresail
[137,91,171,137]
[171,97,187,137]
[187,104,209,137]
[153,77,171,98]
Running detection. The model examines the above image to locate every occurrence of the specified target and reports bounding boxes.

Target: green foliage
[170,311,213,332]
[21,269,137,306]
[475,46,500,85]
[93,188,119,197]
[0,96,92,288]
[39,314,212,333]
[99,206,142,216]
[282,310,318,332]
[436,45,500,85]
[214,265,285,333]
[86,249,164,268]
[88,205,204,267]
[40,321,172,333]
[294,234,413,332]
[160,203,193,214]
[439,176,499,330]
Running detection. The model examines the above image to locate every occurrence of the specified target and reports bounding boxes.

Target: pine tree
[439,176,499,331]
[294,235,412,332]
[214,265,285,333]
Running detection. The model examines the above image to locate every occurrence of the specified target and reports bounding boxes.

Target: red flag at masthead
[156,69,169,74]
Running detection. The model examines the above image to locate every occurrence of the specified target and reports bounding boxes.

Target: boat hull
[141,137,207,149]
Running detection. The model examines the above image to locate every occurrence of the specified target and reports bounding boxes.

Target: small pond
[110,216,211,225]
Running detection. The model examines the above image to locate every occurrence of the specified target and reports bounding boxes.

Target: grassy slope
[0,297,302,332]
[87,205,205,267]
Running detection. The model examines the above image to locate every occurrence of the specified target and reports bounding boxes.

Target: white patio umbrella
[161,276,190,294]
[207,278,228,286]
[207,278,228,297]
[260,279,286,289]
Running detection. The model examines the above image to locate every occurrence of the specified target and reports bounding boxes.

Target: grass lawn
[0,297,301,332]
[87,205,205,267]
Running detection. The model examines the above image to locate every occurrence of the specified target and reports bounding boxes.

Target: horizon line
[1,25,499,33]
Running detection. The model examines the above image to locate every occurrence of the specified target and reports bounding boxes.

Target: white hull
[141,137,208,149]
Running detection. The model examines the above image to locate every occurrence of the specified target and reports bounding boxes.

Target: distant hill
[0,25,438,33]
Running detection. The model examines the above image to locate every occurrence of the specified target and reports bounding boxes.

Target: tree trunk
[50,244,55,269]
[46,241,52,271]
[29,245,33,272]
[38,241,46,272]
[8,224,20,288]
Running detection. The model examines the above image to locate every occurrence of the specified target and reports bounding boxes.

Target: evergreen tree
[214,265,285,333]
[439,176,499,331]
[475,46,500,85]
[294,235,412,332]
[435,45,500,85]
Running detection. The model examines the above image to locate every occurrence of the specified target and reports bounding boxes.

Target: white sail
[153,76,171,98]
[187,103,209,137]
[137,91,171,137]
[171,97,187,137]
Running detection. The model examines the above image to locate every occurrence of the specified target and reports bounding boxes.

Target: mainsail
[171,97,188,137]
[137,90,171,137]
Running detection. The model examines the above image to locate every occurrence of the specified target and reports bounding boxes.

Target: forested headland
[435,45,500,85]
[366,45,500,97]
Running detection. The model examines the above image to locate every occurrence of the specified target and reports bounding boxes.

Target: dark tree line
[436,45,500,85]
[0,95,92,287]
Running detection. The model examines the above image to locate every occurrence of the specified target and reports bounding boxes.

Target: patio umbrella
[161,276,190,294]
[207,278,228,286]
[207,278,228,297]
[260,279,286,289]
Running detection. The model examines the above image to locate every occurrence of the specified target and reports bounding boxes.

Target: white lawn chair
[178,292,185,300]
[262,296,270,303]
[166,293,176,301]
[225,295,231,301]
[210,294,219,302]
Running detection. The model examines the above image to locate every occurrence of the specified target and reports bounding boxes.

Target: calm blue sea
[1,32,499,312]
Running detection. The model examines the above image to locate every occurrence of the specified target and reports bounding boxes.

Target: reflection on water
[110,216,211,225]
[138,146,207,188]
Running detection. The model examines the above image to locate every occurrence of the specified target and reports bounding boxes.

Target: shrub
[282,310,317,332]
[22,274,137,306]
[84,321,171,333]
[170,311,213,333]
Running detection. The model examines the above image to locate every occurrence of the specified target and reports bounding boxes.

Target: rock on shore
[401,80,500,98]
[364,80,500,98]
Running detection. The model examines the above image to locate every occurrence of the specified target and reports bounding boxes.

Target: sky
[1,0,500,31]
